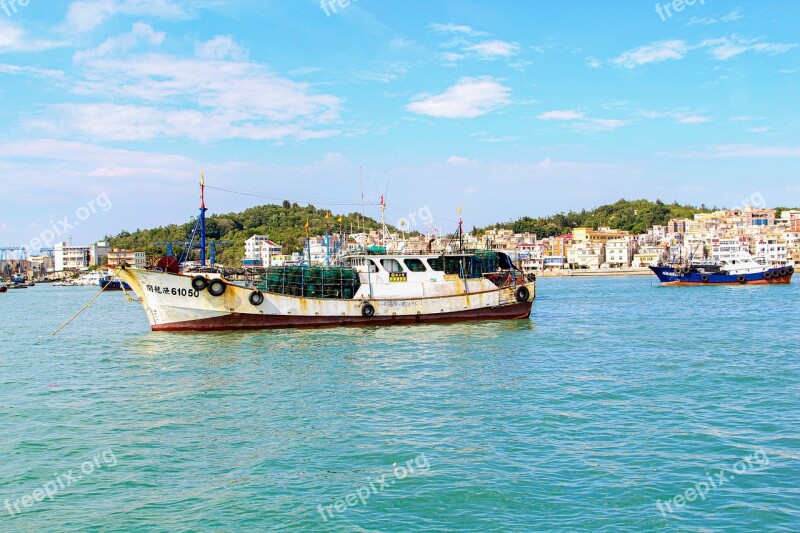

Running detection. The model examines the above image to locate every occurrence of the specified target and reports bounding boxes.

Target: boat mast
[458,205,463,252]
[200,172,207,266]
[380,194,388,245]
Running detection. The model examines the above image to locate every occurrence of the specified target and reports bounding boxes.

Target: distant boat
[0,282,7,293]
[99,276,132,291]
[650,253,793,285]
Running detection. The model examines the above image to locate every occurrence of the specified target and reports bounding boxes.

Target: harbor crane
[0,247,27,278]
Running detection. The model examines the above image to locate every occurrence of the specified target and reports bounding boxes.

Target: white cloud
[676,144,800,158]
[406,77,511,119]
[611,40,690,68]
[61,0,189,34]
[722,9,744,22]
[538,110,631,131]
[74,22,164,62]
[447,156,477,165]
[702,36,797,60]
[640,110,712,124]
[35,44,343,142]
[686,9,743,27]
[585,56,602,69]
[612,35,796,68]
[747,127,771,133]
[428,23,487,37]
[439,52,464,63]
[0,64,64,79]
[195,35,247,61]
[62,0,117,33]
[676,116,712,124]
[0,19,65,54]
[465,40,520,59]
[539,110,586,121]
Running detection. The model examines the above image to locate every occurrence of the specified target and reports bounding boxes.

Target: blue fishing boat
[651,253,793,286]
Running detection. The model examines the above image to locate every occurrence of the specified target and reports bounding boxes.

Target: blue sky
[1,0,799,251]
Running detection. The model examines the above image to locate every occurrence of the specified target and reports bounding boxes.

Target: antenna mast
[200,172,207,266]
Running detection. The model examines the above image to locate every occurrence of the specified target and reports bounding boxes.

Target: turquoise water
[1,277,799,531]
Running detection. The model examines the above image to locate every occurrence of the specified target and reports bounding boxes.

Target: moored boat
[99,275,132,291]
[0,282,7,293]
[116,176,535,332]
[650,253,794,286]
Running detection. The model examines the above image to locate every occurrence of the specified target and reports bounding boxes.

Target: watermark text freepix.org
[27,192,112,252]
[5,447,117,517]
[318,452,430,522]
[655,0,705,21]
[1,0,32,17]
[320,0,358,17]
[656,449,769,518]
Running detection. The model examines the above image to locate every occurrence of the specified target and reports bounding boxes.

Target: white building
[259,240,283,266]
[245,235,275,261]
[712,236,749,262]
[107,249,147,269]
[753,236,787,265]
[567,242,604,269]
[605,238,636,268]
[517,243,545,273]
[633,246,668,267]
[54,241,110,272]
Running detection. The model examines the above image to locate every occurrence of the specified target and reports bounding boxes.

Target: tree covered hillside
[473,199,708,238]
[108,201,388,265]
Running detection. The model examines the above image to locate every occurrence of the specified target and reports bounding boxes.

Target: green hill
[108,198,722,265]
[472,199,709,238]
[107,202,388,265]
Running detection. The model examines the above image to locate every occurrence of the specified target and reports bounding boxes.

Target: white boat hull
[117,267,535,331]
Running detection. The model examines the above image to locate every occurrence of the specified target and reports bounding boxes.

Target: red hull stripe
[151,301,534,332]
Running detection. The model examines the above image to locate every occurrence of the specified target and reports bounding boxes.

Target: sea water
[1,277,799,531]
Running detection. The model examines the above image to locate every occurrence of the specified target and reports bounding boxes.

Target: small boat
[0,282,7,293]
[99,276,132,291]
[651,253,794,286]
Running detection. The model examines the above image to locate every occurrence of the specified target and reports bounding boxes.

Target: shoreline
[536,268,652,278]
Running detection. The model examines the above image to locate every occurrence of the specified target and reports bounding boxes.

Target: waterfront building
[107,248,147,269]
[632,246,668,267]
[753,234,788,265]
[28,255,54,277]
[782,210,800,232]
[711,236,750,262]
[543,256,567,270]
[605,238,636,268]
[1,259,33,279]
[573,227,629,244]
[567,241,605,269]
[245,235,278,261]
[54,241,110,272]
[517,244,546,273]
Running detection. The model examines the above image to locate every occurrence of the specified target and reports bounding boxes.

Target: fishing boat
[650,252,794,286]
[115,177,536,332]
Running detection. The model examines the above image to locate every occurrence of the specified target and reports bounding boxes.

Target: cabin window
[443,257,466,275]
[404,258,427,272]
[380,258,404,273]
[427,258,444,271]
[367,259,379,273]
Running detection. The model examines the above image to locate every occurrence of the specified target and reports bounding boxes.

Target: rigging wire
[204,184,463,226]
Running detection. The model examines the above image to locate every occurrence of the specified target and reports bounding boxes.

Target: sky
[1,0,799,252]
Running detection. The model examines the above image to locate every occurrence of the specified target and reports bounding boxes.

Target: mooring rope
[51,281,113,336]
